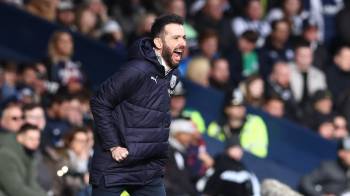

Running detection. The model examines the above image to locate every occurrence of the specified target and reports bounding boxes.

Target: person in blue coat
[90,14,187,196]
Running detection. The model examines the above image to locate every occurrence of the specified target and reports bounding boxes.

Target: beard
[161,42,181,69]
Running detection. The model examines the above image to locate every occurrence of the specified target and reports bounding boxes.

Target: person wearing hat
[300,137,350,195]
[164,118,199,196]
[56,0,76,30]
[207,88,269,158]
[202,135,260,196]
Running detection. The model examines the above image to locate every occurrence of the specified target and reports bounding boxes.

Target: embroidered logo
[151,76,158,84]
[170,75,177,89]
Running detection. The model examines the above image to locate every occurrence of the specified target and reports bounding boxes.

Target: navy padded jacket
[90,38,179,186]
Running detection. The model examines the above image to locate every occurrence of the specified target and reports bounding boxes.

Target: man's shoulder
[123,59,156,74]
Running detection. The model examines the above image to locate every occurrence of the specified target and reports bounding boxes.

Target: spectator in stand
[297,20,330,71]
[265,61,300,121]
[266,0,309,36]
[46,31,85,90]
[289,41,327,106]
[197,30,220,60]
[84,0,109,27]
[304,90,335,130]
[165,0,198,50]
[203,135,260,196]
[23,103,46,131]
[260,19,294,78]
[209,57,232,92]
[300,136,350,196]
[165,118,198,196]
[0,124,46,196]
[326,45,350,103]
[239,74,265,108]
[56,0,76,30]
[263,96,285,118]
[0,103,23,133]
[44,93,72,148]
[127,12,156,46]
[60,127,91,196]
[333,115,349,140]
[75,7,98,38]
[1,63,18,101]
[207,89,269,158]
[231,0,271,47]
[25,0,58,22]
[99,20,127,59]
[186,56,211,87]
[225,30,262,87]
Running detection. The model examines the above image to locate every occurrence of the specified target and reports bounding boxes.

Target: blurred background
[0,0,350,195]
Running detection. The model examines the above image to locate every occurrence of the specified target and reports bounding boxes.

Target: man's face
[1,106,23,133]
[211,59,230,84]
[17,129,41,151]
[295,47,313,71]
[160,23,186,69]
[273,63,291,87]
[273,22,290,43]
[24,107,46,130]
[335,48,350,72]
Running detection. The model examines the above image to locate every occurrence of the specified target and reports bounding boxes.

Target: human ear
[153,37,163,49]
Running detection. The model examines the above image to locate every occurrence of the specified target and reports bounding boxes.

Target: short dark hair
[294,39,310,51]
[17,123,40,135]
[240,30,259,44]
[271,19,290,32]
[150,14,184,39]
[22,103,42,113]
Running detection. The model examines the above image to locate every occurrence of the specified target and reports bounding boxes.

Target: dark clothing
[326,64,350,103]
[265,79,301,121]
[164,144,198,196]
[260,38,294,79]
[90,38,179,186]
[300,160,350,196]
[203,154,255,196]
[92,177,165,196]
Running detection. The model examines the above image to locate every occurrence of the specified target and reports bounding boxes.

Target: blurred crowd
[1,0,350,195]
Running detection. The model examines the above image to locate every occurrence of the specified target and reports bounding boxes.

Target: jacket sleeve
[90,66,143,150]
[300,162,330,196]
[0,150,47,196]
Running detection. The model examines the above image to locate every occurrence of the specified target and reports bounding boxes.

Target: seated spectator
[266,0,309,36]
[304,90,335,130]
[0,124,46,196]
[0,103,23,133]
[56,0,76,30]
[197,30,220,60]
[1,62,18,101]
[300,137,350,195]
[99,20,127,58]
[165,119,198,196]
[298,20,330,71]
[289,41,327,106]
[23,103,46,131]
[209,57,232,92]
[326,45,350,103]
[265,61,300,121]
[186,56,211,87]
[127,12,156,46]
[60,127,91,196]
[225,30,262,87]
[260,19,294,78]
[43,93,73,148]
[263,96,285,118]
[46,31,86,91]
[239,74,265,108]
[203,135,260,196]
[75,6,98,38]
[333,115,349,140]
[207,89,269,158]
[231,0,270,47]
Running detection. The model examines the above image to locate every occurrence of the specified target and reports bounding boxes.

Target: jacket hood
[128,37,165,74]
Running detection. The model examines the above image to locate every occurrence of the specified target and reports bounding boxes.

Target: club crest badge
[170,75,177,89]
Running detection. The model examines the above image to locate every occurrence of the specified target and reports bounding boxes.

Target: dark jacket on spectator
[326,64,350,103]
[300,160,350,196]
[203,154,256,196]
[0,133,46,196]
[90,38,179,186]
